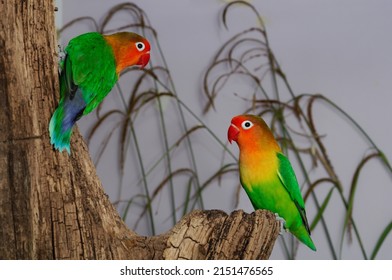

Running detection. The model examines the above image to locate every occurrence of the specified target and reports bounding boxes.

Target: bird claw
[274,213,287,235]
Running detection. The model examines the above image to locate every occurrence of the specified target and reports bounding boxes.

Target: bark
[0,0,280,260]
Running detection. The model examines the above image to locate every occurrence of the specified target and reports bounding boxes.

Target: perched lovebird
[228,114,316,251]
[49,32,151,153]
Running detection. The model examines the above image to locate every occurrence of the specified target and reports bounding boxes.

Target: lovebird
[49,32,151,153]
[228,114,316,251]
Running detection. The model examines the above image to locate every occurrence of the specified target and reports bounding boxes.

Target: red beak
[137,52,150,69]
[228,124,240,144]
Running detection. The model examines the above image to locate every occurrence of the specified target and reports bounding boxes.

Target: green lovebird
[49,32,151,153]
[228,114,316,251]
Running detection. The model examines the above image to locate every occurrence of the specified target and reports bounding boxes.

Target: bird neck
[104,34,132,75]
[238,136,281,185]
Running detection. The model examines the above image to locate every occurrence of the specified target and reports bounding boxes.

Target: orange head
[104,32,151,74]
[228,114,281,152]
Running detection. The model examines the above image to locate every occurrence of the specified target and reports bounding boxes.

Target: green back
[65,32,118,114]
[276,152,311,234]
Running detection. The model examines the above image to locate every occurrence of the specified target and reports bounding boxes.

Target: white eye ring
[135,42,145,51]
[241,120,253,130]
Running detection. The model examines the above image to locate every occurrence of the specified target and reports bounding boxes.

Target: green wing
[65,32,118,115]
[276,152,311,234]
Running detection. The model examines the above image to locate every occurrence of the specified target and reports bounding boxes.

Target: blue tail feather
[49,89,86,154]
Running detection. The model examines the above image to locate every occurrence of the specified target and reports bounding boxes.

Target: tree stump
[164,209,279,260]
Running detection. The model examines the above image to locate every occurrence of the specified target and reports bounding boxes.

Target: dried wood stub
[164,209,280,260]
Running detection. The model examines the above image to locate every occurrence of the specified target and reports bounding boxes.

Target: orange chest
[239,150,279,190]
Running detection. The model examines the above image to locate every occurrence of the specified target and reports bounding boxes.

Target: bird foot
[274,213,287,235]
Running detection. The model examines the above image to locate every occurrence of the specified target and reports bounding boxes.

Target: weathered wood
[164,209,279,260]
[0,0,280,260]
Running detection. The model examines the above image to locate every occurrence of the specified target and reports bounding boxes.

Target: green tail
[290,224,317,251]
[49,105,72,154]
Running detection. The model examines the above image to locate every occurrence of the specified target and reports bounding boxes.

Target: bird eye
[135,42,145,52]
[241,120,253,130]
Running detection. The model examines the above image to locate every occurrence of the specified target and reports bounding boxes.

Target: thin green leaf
[371,221,392,260]
[310,187,334,231]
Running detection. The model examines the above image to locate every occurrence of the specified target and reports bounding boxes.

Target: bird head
[228,115,256,144]
[228,114,281,153]
[104,32,151,73]
[133,39,151,69]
